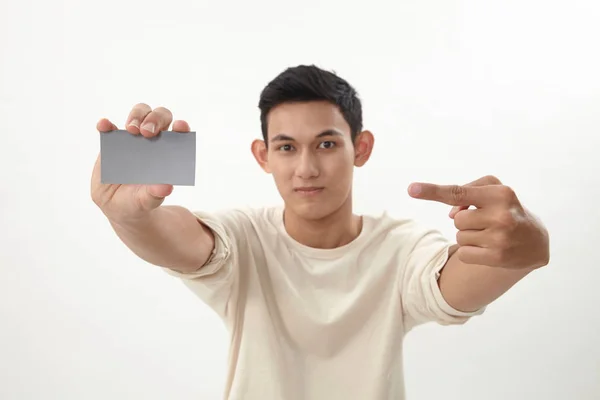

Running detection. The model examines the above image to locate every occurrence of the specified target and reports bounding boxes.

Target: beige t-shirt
[164,206,484,400]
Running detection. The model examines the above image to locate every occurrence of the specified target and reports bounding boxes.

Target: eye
[278,144,294,152]
[319,141,336,149]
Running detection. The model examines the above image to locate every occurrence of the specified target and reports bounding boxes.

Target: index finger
[408,183,499,207]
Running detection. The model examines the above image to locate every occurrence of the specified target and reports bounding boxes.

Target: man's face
[252,101,373,220]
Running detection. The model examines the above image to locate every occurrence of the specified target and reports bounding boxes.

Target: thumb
[449,205,469,219]
[139,184,174,211]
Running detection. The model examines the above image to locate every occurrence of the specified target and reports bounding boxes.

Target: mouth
[293,187,324,196]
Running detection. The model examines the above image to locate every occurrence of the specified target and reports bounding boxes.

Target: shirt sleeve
[162,209,240,320]
[399,225,485,333]
[163,210,234,281]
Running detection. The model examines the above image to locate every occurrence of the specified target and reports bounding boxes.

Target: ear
[353,130,374,167]
[251,139,271,173]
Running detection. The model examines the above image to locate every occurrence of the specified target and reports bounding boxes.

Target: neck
[283,195,362,249]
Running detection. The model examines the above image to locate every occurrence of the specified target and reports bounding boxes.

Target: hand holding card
[91,104,195,224]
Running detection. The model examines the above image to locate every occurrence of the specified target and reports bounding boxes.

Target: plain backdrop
[1,0,599,399]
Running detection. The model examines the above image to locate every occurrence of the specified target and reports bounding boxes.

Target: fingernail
[128,119,140,128]
[141,122,155,134]
[408,184,421,196]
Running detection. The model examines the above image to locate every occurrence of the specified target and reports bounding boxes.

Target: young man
[91,65,550,399]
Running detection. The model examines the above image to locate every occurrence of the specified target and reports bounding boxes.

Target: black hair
[258,65,363,145]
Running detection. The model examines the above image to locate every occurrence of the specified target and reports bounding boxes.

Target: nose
[294,150,320,180]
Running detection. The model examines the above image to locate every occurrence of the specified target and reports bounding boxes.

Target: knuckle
[497,185,516,203]
[496,210,517,229]
[451,185,466,203]
[484,175,502,185]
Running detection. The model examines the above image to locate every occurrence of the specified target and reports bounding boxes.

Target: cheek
[325,154,354,184]
[269,162,293,182]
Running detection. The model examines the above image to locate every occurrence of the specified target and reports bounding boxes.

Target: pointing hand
[408,175,550,269]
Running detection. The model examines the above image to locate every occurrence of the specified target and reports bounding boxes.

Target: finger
[456,230,485,247]
[139,106,173,138]
[453,209,491,230]
[138,184,174,211]
[97,118,118,133]
[148,184,173,198]
[125,103,153,135]
[448,176,503,217]
[172,120,191,133]
[456,246,502,267]
[409,183,495,207]
[410,182,514,208]
[449,205,469,218]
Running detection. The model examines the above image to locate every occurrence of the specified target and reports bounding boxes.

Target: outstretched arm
[92,104,216,274]
[110,205,215,274]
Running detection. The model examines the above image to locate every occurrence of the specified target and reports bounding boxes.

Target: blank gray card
[100,130,196,186]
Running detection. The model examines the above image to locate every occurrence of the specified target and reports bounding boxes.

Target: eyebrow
[270,129,344,143]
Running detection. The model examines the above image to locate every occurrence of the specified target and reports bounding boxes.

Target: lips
[294,187,324,195]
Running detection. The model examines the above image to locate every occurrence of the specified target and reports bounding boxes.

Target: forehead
[266,101,351,141]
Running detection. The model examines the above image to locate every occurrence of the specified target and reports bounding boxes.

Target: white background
[1,0,599,399]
